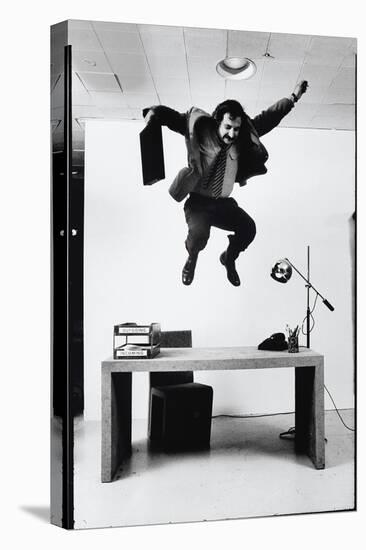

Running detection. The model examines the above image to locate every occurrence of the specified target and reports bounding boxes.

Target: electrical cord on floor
[213,385,355,438]
[279,384,354,439]
[212,411,295,420]
[296,296,354,433]
[324,384,355,432]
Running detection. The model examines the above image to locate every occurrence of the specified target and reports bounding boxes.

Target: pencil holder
[288,333,299,353]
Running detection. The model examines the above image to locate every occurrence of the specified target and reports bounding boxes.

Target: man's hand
[292,80,309,102]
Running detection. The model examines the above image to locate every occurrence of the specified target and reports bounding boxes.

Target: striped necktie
[203,145,229,198]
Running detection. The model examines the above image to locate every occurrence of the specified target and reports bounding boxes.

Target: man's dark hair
[212,99,246,124]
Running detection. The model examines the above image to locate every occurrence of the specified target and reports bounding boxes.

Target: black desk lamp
[271,246,335,348]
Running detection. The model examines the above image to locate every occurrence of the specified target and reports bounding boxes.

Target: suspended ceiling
[51,19,356,131]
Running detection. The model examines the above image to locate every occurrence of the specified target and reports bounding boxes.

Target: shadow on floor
[113,413,354,481]
[20,505,50,523]
[114,441,212,480]
[114,416,302,480]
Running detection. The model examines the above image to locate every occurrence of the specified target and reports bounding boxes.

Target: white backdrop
[84,119,355,420]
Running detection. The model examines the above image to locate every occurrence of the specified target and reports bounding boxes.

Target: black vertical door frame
[52,38,85,528]
[63,43,74,529]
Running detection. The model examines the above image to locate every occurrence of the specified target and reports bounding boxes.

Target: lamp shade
[271,259,293,283]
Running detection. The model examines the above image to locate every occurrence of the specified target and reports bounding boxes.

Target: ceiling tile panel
[68,20,94,31]
[157,93,191,111]
[50,72,61,92]
[261,60,302,88]
[305,36,353,66]
[123,92,159,108]
[298,63,338,87]
[268,33,311,62]
[324,86,355,104]
[312,104,355,129]
[73,91,94,106]
[331,67,355,88]
[184,27,226,59]
[190,77,225,96]
[187,57,217,79]
[279,103,319,126]
[309,118,352,130]
[190,93,225,110]
[51,75,64,108]
[314,103,354,117]
[96,30,144,53]
[126,108,144,119]
[73,105,104,119]
[332,108,356,129]
[72,72,88,92]
[309,35,354,52]
[147,55,187,79]
[258,85,294,104]
[255,101,275,114]
[92,21,138,32]
[228,30,269,58]
[107,53,151,77]
[77,72,121,92]
[139,24,181,34]
[139,27,185,56]
[68,29,103,52]
[341,53,356,68]
[116,74,156,94]
[51,54,64,81]
[225,79,261,102]
[89,91,129,108]
[90,107,142,119]
[298,85,327,104]
[72,50,111,73]
[93,107,142,119]
[348,38,357,50]
[154,77,190,95]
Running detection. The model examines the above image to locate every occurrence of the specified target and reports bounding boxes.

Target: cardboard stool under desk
[101,346,325,482]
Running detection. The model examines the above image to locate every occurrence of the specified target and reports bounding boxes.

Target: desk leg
[101,371,132,482]
[295,363,325,469]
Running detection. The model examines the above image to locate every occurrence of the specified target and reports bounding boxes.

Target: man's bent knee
[231,218,256,253]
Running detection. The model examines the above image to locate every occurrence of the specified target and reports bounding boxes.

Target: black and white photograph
[50,17,356,530]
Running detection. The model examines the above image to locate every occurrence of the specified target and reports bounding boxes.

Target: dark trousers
[184,193,256,259]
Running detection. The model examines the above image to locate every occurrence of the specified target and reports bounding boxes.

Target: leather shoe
[182,254,198,285]
[220,251,241,286]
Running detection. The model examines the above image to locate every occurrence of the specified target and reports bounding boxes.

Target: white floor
[73,410,355,529]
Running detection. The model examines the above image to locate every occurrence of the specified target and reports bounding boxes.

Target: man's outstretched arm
[252,80,309,136]
[143,105,187,136]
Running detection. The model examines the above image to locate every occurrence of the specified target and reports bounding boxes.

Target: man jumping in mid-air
[144,80,308,286]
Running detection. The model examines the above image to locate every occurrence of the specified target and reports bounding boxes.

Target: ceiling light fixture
[216,56,257,80]
[262,32,275,59]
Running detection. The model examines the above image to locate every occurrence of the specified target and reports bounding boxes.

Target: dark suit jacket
[143,98,294,202]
